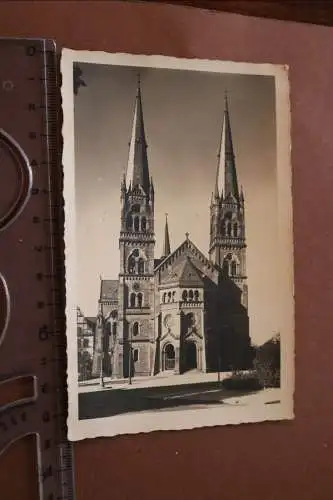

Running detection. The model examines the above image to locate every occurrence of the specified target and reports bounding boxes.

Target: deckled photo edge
[61,49,294,441]
[60,49,80,434]
[274,68,295,418]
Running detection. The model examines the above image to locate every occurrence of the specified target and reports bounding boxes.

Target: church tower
[116,78,155,378]
[209,94,247,307]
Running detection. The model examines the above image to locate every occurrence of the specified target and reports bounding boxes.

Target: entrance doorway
[184,341,197,371]
[163,343,175,371]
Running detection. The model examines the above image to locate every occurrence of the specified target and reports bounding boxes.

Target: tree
[78,351,92,381]
[253,334,280,388]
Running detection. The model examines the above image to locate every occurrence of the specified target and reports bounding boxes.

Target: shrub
[253,335,280,388]
[221,371,261,391]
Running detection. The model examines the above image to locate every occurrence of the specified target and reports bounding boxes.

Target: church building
[92,81,251,379]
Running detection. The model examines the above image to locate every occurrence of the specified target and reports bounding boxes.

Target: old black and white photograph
[62,50,294,440]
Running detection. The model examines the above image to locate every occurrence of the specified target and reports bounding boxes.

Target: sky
[74,62,278,345]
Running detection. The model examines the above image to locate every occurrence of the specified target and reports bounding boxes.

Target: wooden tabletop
[145,0,333,26]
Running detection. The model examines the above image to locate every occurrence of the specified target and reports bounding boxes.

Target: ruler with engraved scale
[0,38,75,500]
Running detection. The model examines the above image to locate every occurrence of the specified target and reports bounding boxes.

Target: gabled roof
[100,279,118,301]
[155,236,218,274]
[154,258,163,268]
[162,256,204,287]
[86,316,97,326]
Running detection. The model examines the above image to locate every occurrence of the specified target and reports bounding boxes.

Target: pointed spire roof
[162,213,171,258]
[126,75,150,194]
[215,92,240,201]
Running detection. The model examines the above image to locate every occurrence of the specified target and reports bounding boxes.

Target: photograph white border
[61,49,294,441]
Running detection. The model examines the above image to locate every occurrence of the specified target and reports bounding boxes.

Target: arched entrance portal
[163,343,175,371]
[184,341,197,371]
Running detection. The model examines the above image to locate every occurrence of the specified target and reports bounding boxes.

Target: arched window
[164,343,175,370]
[187,312,195,328]
[133,322,139,336]
[134,216,140,232]
[137,293,143,308]
[128,256,136,274]
[130,293,136,307]
[133,349,139,362]
[182,290,188,302]
[162,292,166,303]
[233,222,238,237]
[227,222,232,237]
[132,204,140,213]
[132,249,139,258]
[168,292,172,303]
[126,214,132,230]
[189,290,194,301]
[223,258,229,277]
[105,321,111,336]
[141,217,146,232]
[138,258,144,274]
[231,261,237,276]
[172,291,176,302]
[194,290,199,302]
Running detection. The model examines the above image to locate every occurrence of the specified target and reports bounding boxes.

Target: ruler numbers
[0,39,74,500]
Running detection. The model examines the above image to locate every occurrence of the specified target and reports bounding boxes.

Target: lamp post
[98,305,105,388]
[217,326,223,384]
[99,350,105,388]
[128,327,132,385]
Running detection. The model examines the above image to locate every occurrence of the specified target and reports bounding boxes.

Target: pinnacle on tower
[161,213,171,259]
[214,92,240,201]
[125,75,150,195]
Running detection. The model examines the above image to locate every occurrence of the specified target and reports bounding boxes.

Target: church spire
[161,213,171,259]
[126,75,150,194]
[215,92,240,201]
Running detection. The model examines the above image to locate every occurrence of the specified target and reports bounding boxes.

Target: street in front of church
[78,374,280,419]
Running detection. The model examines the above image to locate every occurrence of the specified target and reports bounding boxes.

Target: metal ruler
[0,39,75,500]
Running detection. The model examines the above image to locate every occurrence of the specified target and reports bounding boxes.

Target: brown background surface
[1,1,333,499]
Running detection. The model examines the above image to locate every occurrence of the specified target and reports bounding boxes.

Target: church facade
[92,82,251,379]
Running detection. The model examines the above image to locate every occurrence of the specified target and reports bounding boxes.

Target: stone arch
[138,258,145,274]
[134,216,140,232]
[184,341,197,371]
[222,253,239,277]
[126,214,132,230]
[130,292,136,307]
[137,292,143,308]
[163,343,175,371]
[131,204,140,213]
[132,321,139,336]
[128,248,146,274]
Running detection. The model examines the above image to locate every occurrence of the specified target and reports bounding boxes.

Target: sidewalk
[78,370,236,393]
[223,388,281,406]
